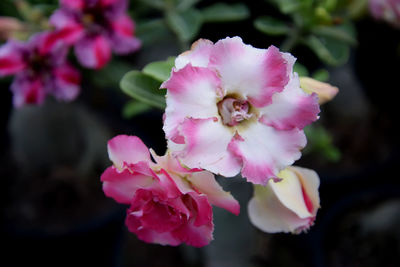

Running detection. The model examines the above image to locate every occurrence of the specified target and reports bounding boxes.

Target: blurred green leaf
[293,62,309,77]
[201,3,249,23]
[311,25,357,45]
[303,35,349,66]
[166,8,202,42]
[91,60,134,88]
[138,0,165,10]
[143,57,176,82]
[312,69,329,82]
[254,16,290,35]
[304,124,341,162]
[272,0,313,14]
[176,0,200,11]
[122,100,152,119]
[120,71,166,109]
[136,19,171,46]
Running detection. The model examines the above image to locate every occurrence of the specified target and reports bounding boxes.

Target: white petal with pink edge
[259,73,320,130]
[208,37,289,108]
[188,171,240,215]
[175,39,214,70]
[107,135,151,170]
[228,122,306,185]
[171,117,241,177]
[162,64,222,143]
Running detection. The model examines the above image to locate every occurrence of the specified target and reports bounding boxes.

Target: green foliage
[166,8,202,43]
[142,57,176,82]
[122,100,152,119]
[304,124,341,162]
[312,68,329,82]
[201,3,250,23]
[303,35,349,66]
[293,62,309,77]
[120,70,166,110]
[254,16,290,36]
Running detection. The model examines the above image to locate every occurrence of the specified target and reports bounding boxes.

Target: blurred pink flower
[101,135,239,247]
[0,32,80,108]
[369,0,400,28]
[248,166,320,234]
[49,0,141,69]
[162,37,320,185]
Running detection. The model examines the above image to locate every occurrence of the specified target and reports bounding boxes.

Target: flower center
[218,97,253,126]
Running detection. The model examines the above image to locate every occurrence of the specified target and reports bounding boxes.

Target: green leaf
[136,19,171,46]
[303,35,350,66]
[254,16,290,36]
[293,62,309,77]
[138,0,165,10]
[120,71,166,109]
[272,0,313,14]
[310,25,357,46]
[90,60,134,89]
[303,124,341,162]
[201,3,249,23]
[176,0,200,11]
[166,8,202,42]
[122,100,152,119]
[312,69,329,82]
[142,57,176,82]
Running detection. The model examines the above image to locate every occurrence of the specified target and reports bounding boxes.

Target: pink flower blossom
[101,135,239,247]
[49,0,141,69]
[248,166,320,234]
[369,0,400,28]
[162,37,320,185]
[0,32,80,108]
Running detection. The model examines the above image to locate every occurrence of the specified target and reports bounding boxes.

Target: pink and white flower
[0,32,80,108]
[248,166,320,234]
[162,37,320,185]
[101,135,239,247]
[369,0,400,28]
[49,0,141,69]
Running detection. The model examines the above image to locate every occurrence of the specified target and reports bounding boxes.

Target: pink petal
[110,15,141,54]
[0,42,26,76]
[208,37,289,108]
[175,39,214,70]
[52,64,81,101]
[101,166,154,204]
[60,0,85,10]
[228,123,306,185]
[107,135,151,169]
[172,117,241,177]
[75,35,111,69]
[188,171,240,215]
[11,75,45,108]
[162,64,222,143]
[259,73,320,130]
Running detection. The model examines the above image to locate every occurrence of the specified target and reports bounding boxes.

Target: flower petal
[299,77,339,105]
[107,135,151,169]
[188,171,240,215]
[110,15,141,54]
[75,35,111,69]
[172,118,241,177]
[52,64,81,101]
[248,183,314,234]
[60,0,85,10]
[162,64,221,143]
[259,73,320,130]
[11,74,45,108]
[269,168,313,219]
[175,39,214,70]
[0,41,26,76]
[228,122,306,185]
[289,166,320,214]
[101,166,154,204]
[209,37,289,107]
